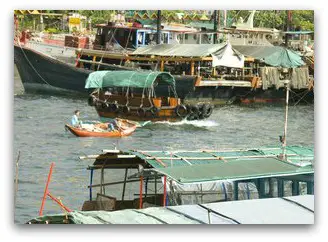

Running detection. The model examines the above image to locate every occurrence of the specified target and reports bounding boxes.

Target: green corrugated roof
[127,146,313,169]
[153,157,314,184]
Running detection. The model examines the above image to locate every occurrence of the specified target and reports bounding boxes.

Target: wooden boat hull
[65,120,136,137]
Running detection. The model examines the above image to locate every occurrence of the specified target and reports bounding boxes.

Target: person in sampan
[107,119,121,131]
[71,110,82,128]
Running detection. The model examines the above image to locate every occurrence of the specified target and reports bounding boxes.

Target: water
[13,93,314,224]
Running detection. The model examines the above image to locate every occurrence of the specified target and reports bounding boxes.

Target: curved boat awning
[85,70,175,89]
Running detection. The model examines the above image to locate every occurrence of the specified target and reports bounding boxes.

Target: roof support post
[258,178,266,199]
[233,181,238,201]
[92,56,96,70]
[89,169,94,201]
[307,182,314,195]
[121,168,128,201]
[139,175,143,209]
[163,176,167,206]
[292,180,299,196]
[191,61,195,76]
[277,179,284,197]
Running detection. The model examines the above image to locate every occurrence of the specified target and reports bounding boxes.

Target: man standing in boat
[71,110,82,128]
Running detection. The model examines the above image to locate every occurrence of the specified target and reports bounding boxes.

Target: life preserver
[202,104,214,118]
[190,105,199,114]
[122,105,130,114]
[175,105,188,117]
[88,96,96,106]
[137,107,146,117]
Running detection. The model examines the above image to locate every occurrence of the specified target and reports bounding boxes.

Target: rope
[120,27,133,66]
[17,40,51,86]
[97,28,118,71]
[281,197,314,213]
[198,204,241,224]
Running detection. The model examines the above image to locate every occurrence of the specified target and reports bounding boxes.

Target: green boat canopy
[233,45,305,68]
[152,157,314,184]
[85,71,175,89]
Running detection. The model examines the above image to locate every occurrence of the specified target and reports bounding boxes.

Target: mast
[213,10,218,43]
[285,10,292,47]
[156,10,162,44]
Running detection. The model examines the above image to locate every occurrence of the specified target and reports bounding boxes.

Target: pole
[224,10,227,28]
[39,163,55,216]
[285,10,291,47]
[156,10,162,44]
[122,168,128,201]
[282,81,290,160]
[213,10,218,43]
[139,175,143,209]
[163,176,167,207]
[14,151,21,207]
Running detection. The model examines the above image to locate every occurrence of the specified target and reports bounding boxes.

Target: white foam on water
[154,119,219,128]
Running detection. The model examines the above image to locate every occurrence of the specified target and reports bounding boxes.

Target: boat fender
[88,96,96,106]
[150,106,160,116]
[175,105,188,117]
[110,103,119,113]
[190,105,199,114]
[122,105,130,114]
[137,107,146,117]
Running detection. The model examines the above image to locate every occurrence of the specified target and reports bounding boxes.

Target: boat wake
[153,119,219,128]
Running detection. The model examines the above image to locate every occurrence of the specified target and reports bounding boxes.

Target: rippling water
[13,93,314,224]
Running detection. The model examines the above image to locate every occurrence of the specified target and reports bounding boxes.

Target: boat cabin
[93,23,171,50]
[80,146,314,212]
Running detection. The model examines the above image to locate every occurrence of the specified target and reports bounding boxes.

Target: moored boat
[86,70,214,121]
[65,119,137,137]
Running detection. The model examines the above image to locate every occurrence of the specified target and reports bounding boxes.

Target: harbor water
[13,92,314,224]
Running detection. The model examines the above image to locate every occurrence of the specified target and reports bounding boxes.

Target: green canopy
[153,157,314,184]
[85,71,175,89]
[233,45,305,68]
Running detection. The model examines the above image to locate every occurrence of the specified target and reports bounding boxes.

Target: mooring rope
[17,40,51,86]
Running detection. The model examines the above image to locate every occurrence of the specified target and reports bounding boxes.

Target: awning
[85,70,175,89]
[132,43,245,68]
[233,45,305,68]
[152,157,314,184]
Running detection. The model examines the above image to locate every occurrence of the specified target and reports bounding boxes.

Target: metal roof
[87,146,314,172]
[27,195,314,224]
[152,157,314,184]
